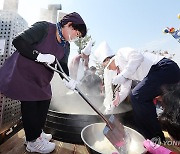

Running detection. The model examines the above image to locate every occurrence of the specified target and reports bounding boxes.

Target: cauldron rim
[48,109,132,116]
[48,109,98,116]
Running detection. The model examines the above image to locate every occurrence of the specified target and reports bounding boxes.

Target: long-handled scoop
[46,59,127,151]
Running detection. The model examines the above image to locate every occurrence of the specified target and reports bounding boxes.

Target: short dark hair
[90,66,96,71]
[159,83,180,141]
[60,12,87,37]
[71,23,87,38]
[103,55,115,63]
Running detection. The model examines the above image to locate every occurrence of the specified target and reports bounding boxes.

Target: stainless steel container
[81,123,147,154]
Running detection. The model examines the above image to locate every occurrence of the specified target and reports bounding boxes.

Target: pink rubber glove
[143,139,172,154]
[112,91,120,106]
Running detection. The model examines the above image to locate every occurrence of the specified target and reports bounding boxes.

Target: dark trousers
[130,58,180,141]
[21,99,51,141]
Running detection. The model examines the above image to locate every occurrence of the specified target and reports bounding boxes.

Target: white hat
[82,40,93,55]
[94,41,115,63]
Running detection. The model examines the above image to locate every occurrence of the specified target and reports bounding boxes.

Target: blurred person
[69,39,93,82]
[143,83,180,154]
[159,82,180,141]
[81,66,103,96]
[0,12,87,153]
[110,47,180,141]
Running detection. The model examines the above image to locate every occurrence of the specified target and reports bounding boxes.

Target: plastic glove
[36,53,55,64]
[81,40,93,55]
[112,91,120,106]
[112,74,126,85]
[143,139,172,154]
[63,79,77,90]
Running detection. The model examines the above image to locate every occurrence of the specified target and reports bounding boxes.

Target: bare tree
[74,29,95,54]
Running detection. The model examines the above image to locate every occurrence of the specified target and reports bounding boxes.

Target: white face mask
[104,58,117,82]
[104,68,117,84]
[67,28,79,42]
[69,36,79,42]
[103,67,117,110]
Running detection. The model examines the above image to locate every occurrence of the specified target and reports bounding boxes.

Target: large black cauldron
[44,74,133,144]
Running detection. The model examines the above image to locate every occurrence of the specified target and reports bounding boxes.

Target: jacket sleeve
[12,21,49,60]
[120,50,144,79]
[118,80,132,103]
[84,56,89,69]
[68,55,80,80]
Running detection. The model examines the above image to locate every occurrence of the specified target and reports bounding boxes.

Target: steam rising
[50,73,131,115]
[50,73,104,115]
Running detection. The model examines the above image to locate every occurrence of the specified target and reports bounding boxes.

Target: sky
[0,0,180,65]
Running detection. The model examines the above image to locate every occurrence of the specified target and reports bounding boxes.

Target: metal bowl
[81,123,147,154]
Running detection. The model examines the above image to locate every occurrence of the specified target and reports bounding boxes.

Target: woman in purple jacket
[0,12,87,153]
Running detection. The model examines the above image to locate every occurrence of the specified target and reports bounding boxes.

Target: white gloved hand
[112,74,126,85]
[82,40,93,55]
[104,104,115,114]
[63,79,78,90]
[36,53,55,64]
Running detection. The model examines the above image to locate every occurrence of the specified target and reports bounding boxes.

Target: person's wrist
[32,50,39,61]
